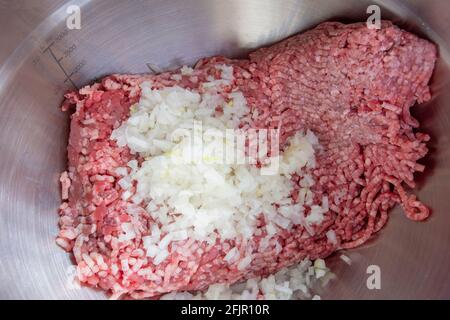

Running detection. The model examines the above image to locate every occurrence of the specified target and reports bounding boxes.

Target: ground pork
[57,21,436,299]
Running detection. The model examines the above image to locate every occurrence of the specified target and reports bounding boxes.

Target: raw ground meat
[57,21,436,299]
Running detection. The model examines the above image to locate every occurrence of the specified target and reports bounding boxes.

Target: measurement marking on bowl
[44,45,78,89]
[35,27,86,90]
[64,60,87,84]
[41,41,56,54]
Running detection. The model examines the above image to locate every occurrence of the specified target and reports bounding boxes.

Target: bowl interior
[0,0,449,299]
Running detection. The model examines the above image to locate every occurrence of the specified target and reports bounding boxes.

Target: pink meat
[236,21,436,247]
[57,21,436,298]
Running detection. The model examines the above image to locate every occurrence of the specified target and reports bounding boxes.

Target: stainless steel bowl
[1,0,449,299]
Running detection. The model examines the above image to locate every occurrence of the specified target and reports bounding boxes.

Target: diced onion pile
[111,64,327,266]
[160,258,334,300]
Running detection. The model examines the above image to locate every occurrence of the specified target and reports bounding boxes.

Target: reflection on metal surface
[0,0,449,299]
